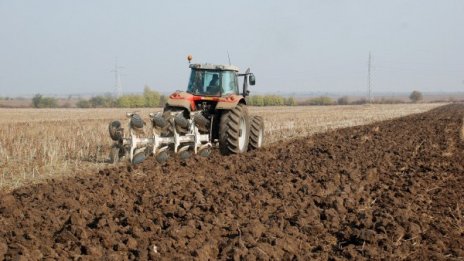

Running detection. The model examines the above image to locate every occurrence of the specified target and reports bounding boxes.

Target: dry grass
[0,104,444,191]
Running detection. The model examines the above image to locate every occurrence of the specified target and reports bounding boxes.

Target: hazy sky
[0,0,463,97]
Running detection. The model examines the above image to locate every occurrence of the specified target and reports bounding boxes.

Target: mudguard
[216,94,245,110]
[166,91,195,111]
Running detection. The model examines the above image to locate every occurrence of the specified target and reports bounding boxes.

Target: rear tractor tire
[248,116,264,150]
[219,103,250,155]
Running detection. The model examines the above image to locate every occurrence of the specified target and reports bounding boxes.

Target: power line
[111,58,124,98]
[367,52,373,103]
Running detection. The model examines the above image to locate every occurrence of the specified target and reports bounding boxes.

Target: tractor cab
[167,63,256,112]
[186,63,256,98]
[187,64,241,97]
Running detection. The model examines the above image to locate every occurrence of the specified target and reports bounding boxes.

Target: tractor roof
[189,63,240,72]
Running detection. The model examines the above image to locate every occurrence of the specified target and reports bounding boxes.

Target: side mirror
[249,74,256,85]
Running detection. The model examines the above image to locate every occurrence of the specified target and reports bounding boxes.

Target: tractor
[108,57,264,164]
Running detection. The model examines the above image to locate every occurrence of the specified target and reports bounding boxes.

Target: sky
[0,0,463,97]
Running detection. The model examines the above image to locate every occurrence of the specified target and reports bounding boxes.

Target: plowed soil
[1,104,463,260]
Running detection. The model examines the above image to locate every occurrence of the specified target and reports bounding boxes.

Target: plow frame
[116,111,212,164]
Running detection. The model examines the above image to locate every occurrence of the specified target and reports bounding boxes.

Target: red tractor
[108,59,264,164]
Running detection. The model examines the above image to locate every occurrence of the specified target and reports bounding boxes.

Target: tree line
[246,95,297,106]
[247,91,424,106]
[30,86,167,108]
[28,90,426,108]
[76,86,167,108]
[246,95,336,106]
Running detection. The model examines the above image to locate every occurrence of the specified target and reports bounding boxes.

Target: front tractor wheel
[219,104,250,155]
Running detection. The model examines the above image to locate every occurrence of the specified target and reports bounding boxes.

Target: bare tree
[409,90,423,103]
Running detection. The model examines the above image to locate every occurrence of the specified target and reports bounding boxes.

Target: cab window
[221,71,238,95]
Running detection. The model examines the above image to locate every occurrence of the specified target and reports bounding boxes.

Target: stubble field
[0,104,444,191]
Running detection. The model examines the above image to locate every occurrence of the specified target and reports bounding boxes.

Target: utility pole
[367,52,372,103]
[111,58,124,98]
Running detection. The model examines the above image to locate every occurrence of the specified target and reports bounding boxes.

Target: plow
[108,57,264,164]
